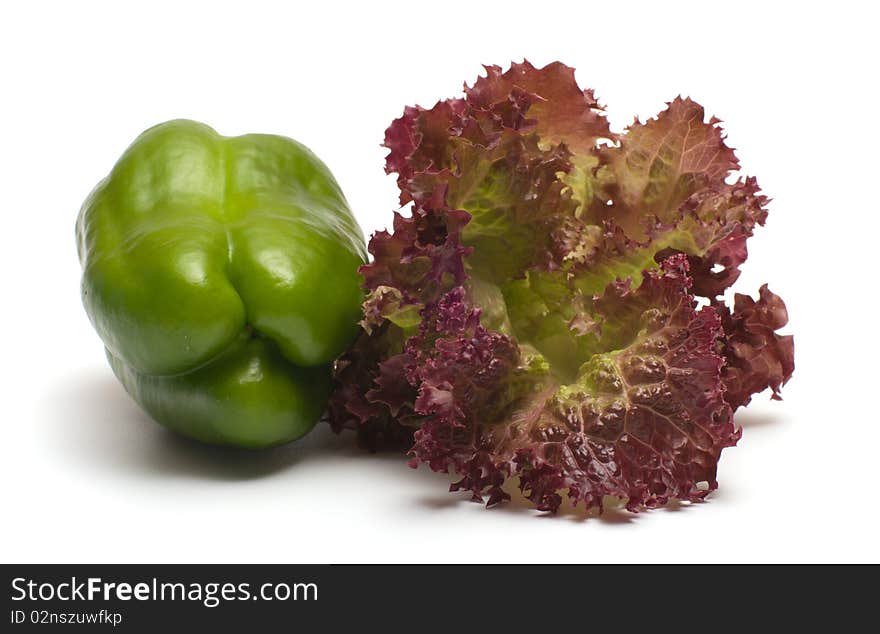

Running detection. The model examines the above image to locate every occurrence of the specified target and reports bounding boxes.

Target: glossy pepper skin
[76,120,367,448]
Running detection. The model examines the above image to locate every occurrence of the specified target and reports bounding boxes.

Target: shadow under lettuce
[44,370,741,521]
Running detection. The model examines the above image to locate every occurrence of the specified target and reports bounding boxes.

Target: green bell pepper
[76,120,366,448]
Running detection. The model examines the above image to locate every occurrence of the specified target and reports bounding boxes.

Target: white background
[1,1,877,563]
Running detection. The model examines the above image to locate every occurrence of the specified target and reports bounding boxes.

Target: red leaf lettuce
[329,61,794,513]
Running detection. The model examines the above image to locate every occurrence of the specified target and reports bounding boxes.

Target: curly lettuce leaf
[714,285,794,409]
[330,61,793,513]
[513,258,738,511]
[466,60,614,217]
[465,60,614,155]
[591,98,738,231]
[329,204,469,448]
[407,256,738,512]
